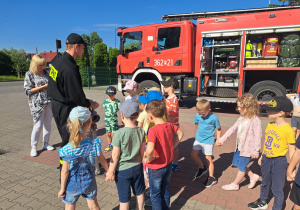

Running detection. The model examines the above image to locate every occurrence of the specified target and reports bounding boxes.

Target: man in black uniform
[48,33,99,149]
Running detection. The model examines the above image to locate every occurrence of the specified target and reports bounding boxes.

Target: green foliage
[108,47,119,67]
[79,67,91,87]
[0,75,24,81]
[0,51,13,75]
[2,48,29,78]
[76,41,90,68]
[80,32,103,67]
[124,40,142,51]
[94,43,108,67]
[278,0,300,5]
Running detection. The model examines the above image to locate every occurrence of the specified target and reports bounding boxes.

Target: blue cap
[119,100,139,118]
[69,106,91,123]
[138,90,163,104]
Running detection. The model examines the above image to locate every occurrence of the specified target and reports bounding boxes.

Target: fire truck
[117,6,300,103]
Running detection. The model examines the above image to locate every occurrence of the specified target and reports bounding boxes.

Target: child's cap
[261,96,293,112]
[160,77,179,89]
[106,86,116,95]
[138,90,163,104]
[119,100,139,118]
[123,80,137,91]
[69,106,91,123]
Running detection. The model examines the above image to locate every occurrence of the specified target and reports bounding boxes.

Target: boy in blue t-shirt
[191,99,221,188]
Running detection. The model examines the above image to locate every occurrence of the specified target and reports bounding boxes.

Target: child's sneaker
[195,166,207,178]
[43,143,54,151]
[171,163,180,173]
[248,198,268,209]
[30,147,37,157]
[104,145,112,152]
[203,176,217,187]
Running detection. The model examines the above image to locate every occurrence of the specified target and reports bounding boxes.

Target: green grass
[0,75,24,81]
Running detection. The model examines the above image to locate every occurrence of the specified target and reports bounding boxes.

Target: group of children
[56,77,300,210]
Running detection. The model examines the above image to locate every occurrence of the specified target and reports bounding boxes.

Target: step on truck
[116,6,300,103]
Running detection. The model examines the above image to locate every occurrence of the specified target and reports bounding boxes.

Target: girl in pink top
[216,93,262,191]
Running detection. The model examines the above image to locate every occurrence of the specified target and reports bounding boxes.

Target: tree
[76,40,91,86]
[4,48,29,78]
[0,51,13,75]
[94,43,108,67]
[108,47,119,67]
[278,0,300,5]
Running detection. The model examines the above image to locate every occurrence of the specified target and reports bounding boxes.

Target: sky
[0,0,284,54]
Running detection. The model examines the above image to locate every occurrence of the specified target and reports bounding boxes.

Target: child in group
[103,86,120,152]
[287,135,300,210]
[144,99,184,210]
[192,99,221,187]
[105,100,146,210]
[58,106,109,210]
[215,93,262,190]
[248,96,296,210]
[286,92,300,140]
[160,77,181,173]
[123,80,139,101]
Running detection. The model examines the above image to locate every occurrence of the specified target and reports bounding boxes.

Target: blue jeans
[148,163,172,210]
[232,150,251,172]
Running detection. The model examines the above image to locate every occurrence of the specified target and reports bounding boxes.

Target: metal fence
[79,67,118,89]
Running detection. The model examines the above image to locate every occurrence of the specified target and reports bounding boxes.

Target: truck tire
[139,80,161,93]
[249,80,287,102]
[209,87,238,98]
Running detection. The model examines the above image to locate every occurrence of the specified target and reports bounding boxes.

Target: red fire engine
[117,6,300,103]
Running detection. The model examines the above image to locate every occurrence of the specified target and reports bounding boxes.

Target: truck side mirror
[152,46,157,51]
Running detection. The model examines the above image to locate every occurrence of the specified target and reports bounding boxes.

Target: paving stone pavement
[0,81,294,210]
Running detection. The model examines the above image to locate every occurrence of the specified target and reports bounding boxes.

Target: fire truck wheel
[209,87,238,98]
[249,80,287,102]
[139,80,160,93]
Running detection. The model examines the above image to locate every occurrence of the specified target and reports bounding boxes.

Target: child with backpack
[58,106,109,209]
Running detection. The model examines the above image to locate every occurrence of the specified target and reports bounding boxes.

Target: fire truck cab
[117,6,300,103]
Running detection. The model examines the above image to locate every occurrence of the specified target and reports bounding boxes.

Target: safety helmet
[106,86,116,95]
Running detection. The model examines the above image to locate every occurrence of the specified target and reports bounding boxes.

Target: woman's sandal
[222,183,239,191]
[248,174,259,189]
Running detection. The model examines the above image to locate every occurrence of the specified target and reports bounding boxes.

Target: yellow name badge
[49,65,58,81]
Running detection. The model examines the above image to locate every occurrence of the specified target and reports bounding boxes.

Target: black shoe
[195,166,207,178]
[248,198,268,209]
[203,176,217,187]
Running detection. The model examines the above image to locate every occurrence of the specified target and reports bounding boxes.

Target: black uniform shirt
[48,52,91,108]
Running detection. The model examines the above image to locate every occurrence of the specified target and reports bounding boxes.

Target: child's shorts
[115,163,145,203]
[232,150,251,172]
[290,182,300,206]
[291,116,300,130]
[62,176,97,204]
[105,119,118,133]
[193,141,213,156]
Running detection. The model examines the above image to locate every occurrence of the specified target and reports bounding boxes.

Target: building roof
[39,51,58,63]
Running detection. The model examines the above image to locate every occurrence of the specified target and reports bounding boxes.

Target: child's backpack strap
[62,139,95,161]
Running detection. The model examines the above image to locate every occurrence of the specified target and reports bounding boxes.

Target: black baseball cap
[66,33,88,46]
[160,77,179,89]
[261,96,293,112]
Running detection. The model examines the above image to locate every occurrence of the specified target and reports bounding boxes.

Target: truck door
[152,26,183,73]
[119,31,143,74]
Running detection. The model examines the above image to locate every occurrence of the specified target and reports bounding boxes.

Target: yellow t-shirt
[263,122,295,158]
[137,110,149,133]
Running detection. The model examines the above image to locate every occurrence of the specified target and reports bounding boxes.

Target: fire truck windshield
[121,31,142,54]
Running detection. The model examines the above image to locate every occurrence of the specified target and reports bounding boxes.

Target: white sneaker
[43,143,54,151]
[30,147,37,157]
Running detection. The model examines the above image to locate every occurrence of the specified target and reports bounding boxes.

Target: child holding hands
[192,99,221,187]
[106,100,146,210]
[144,99,184,210]
[248,96,295,210]
[216,93,262,191]
[58,106,109,210]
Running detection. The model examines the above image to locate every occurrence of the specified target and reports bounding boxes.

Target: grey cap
[118,100,139,118]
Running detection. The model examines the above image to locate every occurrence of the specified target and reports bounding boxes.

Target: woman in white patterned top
[24,54,54,157]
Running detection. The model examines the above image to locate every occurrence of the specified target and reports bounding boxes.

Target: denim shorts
[62,175,97,204]
[115,163,145,203]
[232,150,251,172]
[193,141,213,156]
